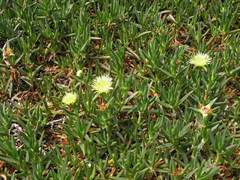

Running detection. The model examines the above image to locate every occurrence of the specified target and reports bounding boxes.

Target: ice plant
[3,48,14,56]
[199,104,213,117]
[76,70,82,77]
[199,97,217,117]
[92,75,113,93]
[62,92,77,105]
[190,53,211,67]
[232,122,238,127]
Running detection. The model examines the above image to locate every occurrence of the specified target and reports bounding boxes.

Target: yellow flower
[62,92,77,105]
[92,75,112,93]
[190,53,211,67]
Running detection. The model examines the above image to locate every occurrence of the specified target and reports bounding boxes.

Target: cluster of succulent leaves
[0,0,240,179]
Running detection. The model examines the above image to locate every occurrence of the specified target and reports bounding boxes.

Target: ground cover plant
[0,0,240,179]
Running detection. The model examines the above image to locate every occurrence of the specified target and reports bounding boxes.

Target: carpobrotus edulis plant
[92,75,113,94]
[62,92,78,105]
[190,53,211,67]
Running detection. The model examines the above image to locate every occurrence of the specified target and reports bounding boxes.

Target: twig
[46,117,66,129]
[2,31,23,61]
[2,31,23,50]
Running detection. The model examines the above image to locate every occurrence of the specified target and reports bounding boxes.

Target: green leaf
[135,31,152,39]
[155,99,173,109]
[198,166,220,180]
[178,90,194,106]
[219,145,237,156]
[226,29,240,34]
[32,65,42,77]
[0,156,15,163]
[110,178,128,180]
[184,168,199,179]
[124,91,139,105]
[230,66,240,75]
[158,67,172,77]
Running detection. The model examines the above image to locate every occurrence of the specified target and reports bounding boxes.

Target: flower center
[194,56,207,66]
